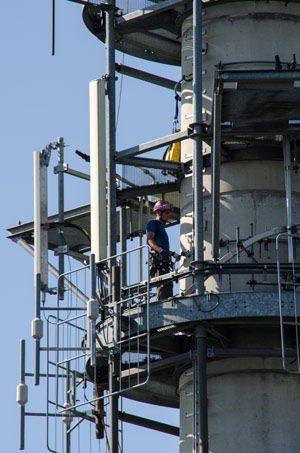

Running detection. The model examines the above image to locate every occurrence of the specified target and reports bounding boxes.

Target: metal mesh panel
[120,165,177,188]
[119,165,181,210]
[87,1,166,14]
[116,1,166,14]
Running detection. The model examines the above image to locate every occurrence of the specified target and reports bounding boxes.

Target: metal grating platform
[82,0,192,65]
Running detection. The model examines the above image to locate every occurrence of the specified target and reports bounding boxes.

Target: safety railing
[95,244,152,397]
[276,232,300,373]
[45,245,152,424]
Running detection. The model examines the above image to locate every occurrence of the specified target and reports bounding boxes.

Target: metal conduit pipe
[192,0,204,296]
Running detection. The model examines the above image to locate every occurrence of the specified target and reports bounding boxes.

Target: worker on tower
[146,200,180,300]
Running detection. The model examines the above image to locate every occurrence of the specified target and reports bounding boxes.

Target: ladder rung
[283,321,300,326]
[281,282,300,287]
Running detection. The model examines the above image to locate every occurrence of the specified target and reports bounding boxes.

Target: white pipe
[34,151,48,287]
[283,136,294,262]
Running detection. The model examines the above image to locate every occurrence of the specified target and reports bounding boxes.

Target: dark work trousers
[150,253,173,300]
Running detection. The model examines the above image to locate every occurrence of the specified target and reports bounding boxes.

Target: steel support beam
[118,411,179,436]
[65,167,90,181]
[117,129,192,160]
[116,155,184,172]
[115,63,178,90]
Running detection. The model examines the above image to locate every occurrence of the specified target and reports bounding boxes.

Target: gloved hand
[158,249,170,262]
[171,251,181,261]
[181,251,193,258]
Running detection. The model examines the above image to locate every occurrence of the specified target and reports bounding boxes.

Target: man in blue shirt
[146,200,179,300]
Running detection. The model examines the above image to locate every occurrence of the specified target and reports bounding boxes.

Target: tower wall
[179,2,300,451]
[180,0,300,294]
[179,358,300,453]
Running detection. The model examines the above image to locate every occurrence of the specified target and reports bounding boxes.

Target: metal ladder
[98,244,152,396]
[276,231,300,373]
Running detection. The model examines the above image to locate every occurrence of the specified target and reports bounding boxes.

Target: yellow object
[166,129,181,162]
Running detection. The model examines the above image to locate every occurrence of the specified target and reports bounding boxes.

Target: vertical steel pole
[65,361,71,453]
[283,136,294,262]
[110,265,120,453]
[112,265,121,345]
[106,16,118,450]
[20,407,25,450]
[55,137,65,413]
[106,0,117,277]
[120,204,127,289]
[57,137,65,300]
[106,0,118,438]
[90,253,97,366]
[109,352,119,453]
[236,226,240,264]
[34,274,41,386]
[195,326,209,453]
[19,340,26,450]
[211,88,222,260]
[138,197,143,282]
[193,0,204,295]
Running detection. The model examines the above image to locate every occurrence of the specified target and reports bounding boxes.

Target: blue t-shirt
[146,219,170,252]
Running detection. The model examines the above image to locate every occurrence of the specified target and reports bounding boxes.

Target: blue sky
[2,1,181,451]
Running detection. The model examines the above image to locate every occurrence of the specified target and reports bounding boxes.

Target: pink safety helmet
[153,200,174,212]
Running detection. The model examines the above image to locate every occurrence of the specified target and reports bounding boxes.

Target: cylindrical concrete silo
[180,0,300,294]
[179,2,300,452]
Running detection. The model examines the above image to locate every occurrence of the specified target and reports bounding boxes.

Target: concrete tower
[179,2,300,451]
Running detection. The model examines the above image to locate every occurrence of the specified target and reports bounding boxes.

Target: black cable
[43,221,90,243]
[192,294,219,313]
[215,59,300,69]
